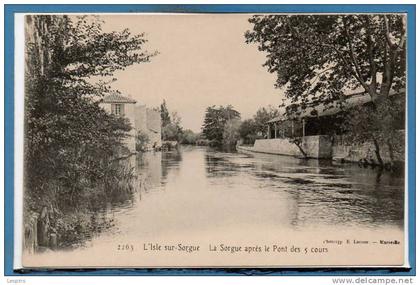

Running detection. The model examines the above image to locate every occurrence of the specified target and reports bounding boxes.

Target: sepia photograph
[19,12,407,268]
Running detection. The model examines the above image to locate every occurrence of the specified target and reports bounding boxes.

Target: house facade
[100,93,137,153]
[101,93,162,153]
[135,105,162,150]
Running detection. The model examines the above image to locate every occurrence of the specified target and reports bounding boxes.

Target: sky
[100,14,284,132]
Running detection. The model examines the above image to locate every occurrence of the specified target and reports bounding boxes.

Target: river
[25,145,405,267]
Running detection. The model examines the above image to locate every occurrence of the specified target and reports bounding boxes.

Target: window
[111,104,124,116]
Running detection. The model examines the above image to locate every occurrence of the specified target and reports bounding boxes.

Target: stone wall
[253,138,301,156]
[243,132,404,164]
[332,131,405,164]
[251,135,332,158]
[302,135,333,159]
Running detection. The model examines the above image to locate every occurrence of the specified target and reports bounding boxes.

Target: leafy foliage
[160,100,172,127]
[344,95,405,165]
[159,101,184,142]
[162,123,181,141]
[222,119,242,147]
[180,129,201,145]
[246,14,406,113]
[202,105,241,146]
[24,15,155,246]
[253,106,280,134]
[236,106,279,145]
[238,119,259,145]
[246,15,406,166]
[136,130,150,152]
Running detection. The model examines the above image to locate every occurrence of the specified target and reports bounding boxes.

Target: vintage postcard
[16,12,408,269]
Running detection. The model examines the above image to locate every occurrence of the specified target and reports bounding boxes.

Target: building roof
[102,93,137,104]
[267,89,405,124]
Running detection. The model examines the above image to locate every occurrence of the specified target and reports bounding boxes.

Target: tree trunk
[37,206,50,247]
[296,143,308,159]
[372,137,384,167]
[292,138,308,159]
[386,138,395,167]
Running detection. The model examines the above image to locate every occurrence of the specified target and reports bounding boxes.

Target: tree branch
[383,15,396,49]
[343,17,369,91]
[293,29,369,96]
[309,66,335,85]
[328,43,370,92]
[397,16,407,50]
[364,16,378,95]
[380,15,406,97]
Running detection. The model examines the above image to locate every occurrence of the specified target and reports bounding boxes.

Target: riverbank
[24,154,139,253]
[237,136,331,158]
[237,132,405,166]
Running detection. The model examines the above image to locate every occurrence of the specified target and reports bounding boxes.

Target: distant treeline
[201,105,280,148]
[156,100,207,146]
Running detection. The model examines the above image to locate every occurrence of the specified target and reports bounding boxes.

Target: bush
[23,15,154,249]
[180,129,200,145]
[238,119,259,145]
[136,130,150,152]
[222,119,241,147]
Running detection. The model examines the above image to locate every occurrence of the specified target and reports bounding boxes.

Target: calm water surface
[91,145,404,243]
[26,145,405,267]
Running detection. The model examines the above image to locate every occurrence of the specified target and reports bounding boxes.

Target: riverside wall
[241,135,332,159]
[331,131,405,164]
[238,131,404,164]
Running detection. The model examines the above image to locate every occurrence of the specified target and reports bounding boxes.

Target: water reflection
[161,149,183,180]
[203,150,404,229]
[100,146,403,242]
[292,162,402,228]
[137,151,162,189]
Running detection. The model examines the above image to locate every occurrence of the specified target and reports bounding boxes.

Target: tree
[253,106,280,134]
[160,100,171,127]
[161,107,184,141]
[180,129,200,145]
[202,105,240,146]
[162,123,180,141]
[238,119,259,145]
[136,130,150,152]
[246,15,406,166]
[25,14,156,229]
[223,119,242,148]
[345,95,405,167]
[235,106,279,146]
[159,101,184,142]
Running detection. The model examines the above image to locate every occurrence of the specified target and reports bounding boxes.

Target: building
[265,91,375,140]
[101,93,162,153]
[135,105,162,150]
[100,93,137,153]
[238,90,405,163]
